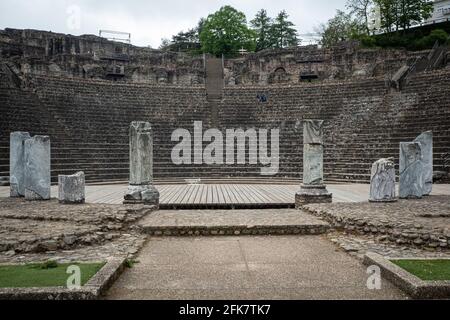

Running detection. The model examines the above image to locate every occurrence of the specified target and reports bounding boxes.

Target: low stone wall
[0,198,156,255]
[304,195,450,250]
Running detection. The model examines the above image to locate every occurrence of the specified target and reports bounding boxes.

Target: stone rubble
[304,195,450,250]
[0,198,156,257]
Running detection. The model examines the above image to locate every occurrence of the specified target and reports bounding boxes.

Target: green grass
[0,262,105,288]
[391,259,450,281]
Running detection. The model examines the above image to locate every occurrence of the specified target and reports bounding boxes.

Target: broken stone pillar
[369,158,397,202]
[58,171,85,204]
[295,120,332,208]
[10,131,31,197]
[24,135,51,200]
[124,122,159,205]
[414,131,433,196]
[399,142,424,199]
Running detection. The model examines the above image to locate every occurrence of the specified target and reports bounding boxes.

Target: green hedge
[361,28,449,50]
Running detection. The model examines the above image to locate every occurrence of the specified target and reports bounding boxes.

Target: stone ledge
[144,225,330,237]
[0,256,126,300]
[363,252,450,299]
[303,196,450,250]
[139,209,330,237]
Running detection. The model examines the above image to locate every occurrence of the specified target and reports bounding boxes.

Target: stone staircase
[0,176,8,186]
[0,68,449,184]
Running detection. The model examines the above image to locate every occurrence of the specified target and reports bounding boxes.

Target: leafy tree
[396,0,433,30]
[346,0,374,34]
[160,18,205,52]
[269,10,299,48]
[375,0,398,32]
[199,5,256,56]
[251,9,274,51]
[318,10,366,48]
[374,0,433,32]
[159,38,171,50]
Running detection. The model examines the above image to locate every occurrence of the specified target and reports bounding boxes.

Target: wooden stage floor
[1,184,450,209]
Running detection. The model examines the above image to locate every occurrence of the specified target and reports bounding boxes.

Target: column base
[123,184,159,206]
[369,198,398,203]
[295,184,332,208]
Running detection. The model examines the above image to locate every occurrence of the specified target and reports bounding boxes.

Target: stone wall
[224,43,428,85]
[0,28,205,85]
[0,28,435,86]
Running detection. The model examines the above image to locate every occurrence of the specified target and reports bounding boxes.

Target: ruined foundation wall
[0,28,431,86]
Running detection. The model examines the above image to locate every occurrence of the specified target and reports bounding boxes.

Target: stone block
[295,185,332,208]
[124,185,159,205]
[58,171,85,204]
[414,131,433,196]
[303,144,323,185]
[303,119,324,145]
[369,158,397,202]
[399,142,424,199]
[9,131,31,197]
[24,135,51,200]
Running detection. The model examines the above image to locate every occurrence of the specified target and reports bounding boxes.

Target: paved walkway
[105,236,408,300]
[1,184,449,206]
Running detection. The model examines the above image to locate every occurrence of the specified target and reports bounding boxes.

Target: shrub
[358,34,377,47]
[427,29,449,45]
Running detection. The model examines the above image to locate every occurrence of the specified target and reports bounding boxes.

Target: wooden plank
[200,184,208,204]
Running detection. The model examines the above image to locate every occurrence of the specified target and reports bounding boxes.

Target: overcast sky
[0,0,347,47]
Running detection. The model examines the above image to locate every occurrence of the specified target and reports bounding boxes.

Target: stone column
[24,135,51,200]
[58,171,85,204]
[399,142,424,199]
[369,158,397,202]
[414,131,433,196]
[10,131,31,197]
[295,120,332,208]
[124,122,159,205]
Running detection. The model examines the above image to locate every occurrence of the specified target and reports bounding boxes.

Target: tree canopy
[269,10,299,48]
[199,6,256,56]
[250,9,273,51]
[318,10,366,48]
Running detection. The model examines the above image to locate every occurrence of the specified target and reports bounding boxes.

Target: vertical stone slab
[303,144,323,185]
[296,119,332,208]
[24,135,51,200]
[303,119,324,145]
[399,142,424,199]
[124,122,159,205]
[58,171,85,204]
[369,158,397,202]
[10,131,31,197]
[129,122,153,185]
[414,131,433,196]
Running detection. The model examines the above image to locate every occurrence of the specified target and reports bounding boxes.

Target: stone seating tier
[0,69,449,183]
